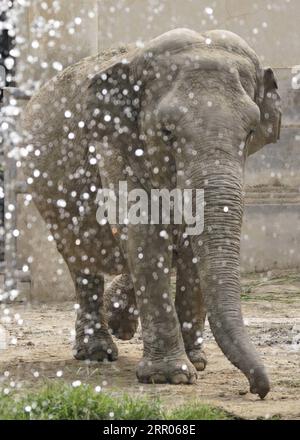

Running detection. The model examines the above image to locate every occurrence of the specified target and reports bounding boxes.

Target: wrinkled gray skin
[21,29,281,398]
[105,274,139,342]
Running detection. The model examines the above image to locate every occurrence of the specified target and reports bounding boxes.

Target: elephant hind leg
[104,274,139,340]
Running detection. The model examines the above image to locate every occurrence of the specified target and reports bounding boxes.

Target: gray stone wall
[246,68,300,187]
[98,0,300,68]
[10,0,300,301]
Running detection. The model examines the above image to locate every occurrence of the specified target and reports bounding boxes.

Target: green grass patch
[167,402,232,420]
[0,383,233,420]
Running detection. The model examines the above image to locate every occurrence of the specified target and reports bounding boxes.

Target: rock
[26,341,34,346]
[239,389,248,395]
[0,325,8,350]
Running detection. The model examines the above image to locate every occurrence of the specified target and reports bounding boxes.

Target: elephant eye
[161,127,174,144]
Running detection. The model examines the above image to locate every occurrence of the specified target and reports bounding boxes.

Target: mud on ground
[0,270,299,420]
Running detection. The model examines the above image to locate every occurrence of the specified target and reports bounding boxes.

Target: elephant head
[88,28,281,398]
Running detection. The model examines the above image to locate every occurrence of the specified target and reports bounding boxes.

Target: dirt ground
[0,270,299,420]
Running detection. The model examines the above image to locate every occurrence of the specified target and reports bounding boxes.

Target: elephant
[104,274,139,342]
[21,28,281,398]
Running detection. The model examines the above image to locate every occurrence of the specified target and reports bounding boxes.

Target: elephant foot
[108,309,139,341]
[186,348,207,371]
[136,356,197,384]
[73,332,118,362]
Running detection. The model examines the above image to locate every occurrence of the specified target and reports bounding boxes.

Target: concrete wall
[98,0,300,68]
[15,0,98,90]
[241,202,300,273]
[8,96,75,302]
[98,0,300,275]
[17,0,300,86]
[12,0,99,300]
[17,192,75,302]
[245,68,300,187]
[17,1,300,188]
[11,0,300,302]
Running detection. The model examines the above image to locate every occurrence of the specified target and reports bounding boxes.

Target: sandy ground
[0,270,299,420]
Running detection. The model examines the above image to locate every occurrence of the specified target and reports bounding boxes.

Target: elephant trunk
[187,149,270,399]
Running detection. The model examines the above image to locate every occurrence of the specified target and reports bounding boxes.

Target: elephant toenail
[188,374,197,384]
[150,374,166,383]
[171,374,188,384]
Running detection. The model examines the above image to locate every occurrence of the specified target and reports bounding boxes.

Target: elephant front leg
[73,274,118,362]
[175,244,207,371]
[127,225,197,384]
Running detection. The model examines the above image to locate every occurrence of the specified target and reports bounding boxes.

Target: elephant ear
[264,67,278,92]
[257,66,278,102]
[86,55,140,141]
